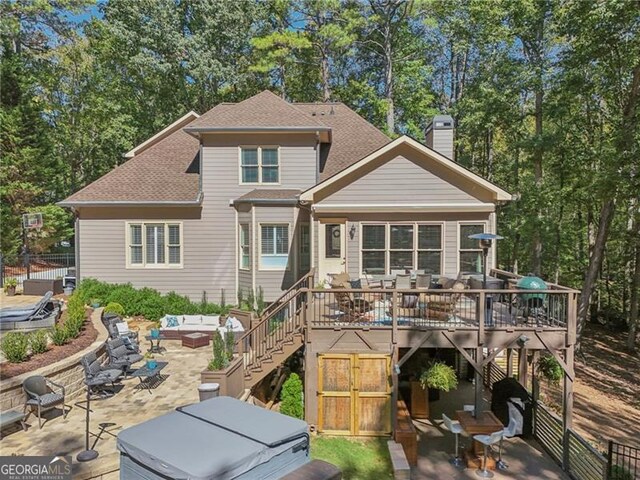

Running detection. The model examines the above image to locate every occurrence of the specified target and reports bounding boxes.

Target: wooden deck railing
[236,269,314,373]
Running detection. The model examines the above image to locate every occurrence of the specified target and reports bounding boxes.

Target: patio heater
[77,382,99,462]
[467,233,503,290]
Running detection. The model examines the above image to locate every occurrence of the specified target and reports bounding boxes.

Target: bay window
[128,222,182,267]
[459,223,485,273]
[260,224,289,270]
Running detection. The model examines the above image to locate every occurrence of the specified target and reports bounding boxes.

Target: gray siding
[316,212,492,281]
[320,154,485,205]
[253,205,296,300]
[426,129,454,160]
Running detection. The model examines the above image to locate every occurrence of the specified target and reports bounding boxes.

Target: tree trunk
[627,214,640,351]
[577,199,616,345]
[531,87,544,276]
[384,45,394,133]
[321,51,331,102]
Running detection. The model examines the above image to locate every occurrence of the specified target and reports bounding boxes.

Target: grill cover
[490,377,533,438]
[516,275,547,303]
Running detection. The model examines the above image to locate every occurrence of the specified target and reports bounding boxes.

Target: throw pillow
[166,315,180,328]
[349,279,362,289]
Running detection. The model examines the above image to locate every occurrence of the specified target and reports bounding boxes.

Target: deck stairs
[237,270,314,390]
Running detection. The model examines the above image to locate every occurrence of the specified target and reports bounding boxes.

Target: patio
[0,339,212,479]
[411,381,568,479]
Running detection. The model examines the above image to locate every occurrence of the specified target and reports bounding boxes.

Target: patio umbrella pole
[77,383,99,462]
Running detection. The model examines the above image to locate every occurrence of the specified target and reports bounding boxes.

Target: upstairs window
[128,223,182,268]
[240,147,279,184]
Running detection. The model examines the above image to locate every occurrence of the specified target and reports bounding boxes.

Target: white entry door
[319,222,346,281]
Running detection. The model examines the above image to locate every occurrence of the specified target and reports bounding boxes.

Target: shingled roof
[60,91,391,205]
[234,189,301,204]
[59,117,201,205]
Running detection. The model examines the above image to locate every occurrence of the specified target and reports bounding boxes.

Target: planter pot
[201,355,244,398]
[428,388,440,402]
[146,360,158,369]
[23,278,63,295]
[410,381,429,419]
[5,286,16,296]
[91,303,101,308]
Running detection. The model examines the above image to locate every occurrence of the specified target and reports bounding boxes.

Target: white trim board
[300,135,512,202]
[312,203,496,214]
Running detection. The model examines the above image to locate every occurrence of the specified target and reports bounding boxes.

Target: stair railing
[236,269,314,373]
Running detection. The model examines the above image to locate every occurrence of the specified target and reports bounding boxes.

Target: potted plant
[314,280,326,299]
[144,352,157,370]
[418,361,458,410]
[3,278,18,296]
[536,354,563,384]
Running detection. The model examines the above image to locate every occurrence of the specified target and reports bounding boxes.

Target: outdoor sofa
[159,314,244,340]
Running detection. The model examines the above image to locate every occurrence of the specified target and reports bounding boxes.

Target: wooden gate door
[318,353,391,436]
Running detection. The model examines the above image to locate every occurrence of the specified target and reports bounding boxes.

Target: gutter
[57,192,203,208]
[231,199,299,206]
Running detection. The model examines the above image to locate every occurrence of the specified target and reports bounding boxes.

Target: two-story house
[60,90,511,302]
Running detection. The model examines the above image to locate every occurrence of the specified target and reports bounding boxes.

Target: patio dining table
[456,409,504,470]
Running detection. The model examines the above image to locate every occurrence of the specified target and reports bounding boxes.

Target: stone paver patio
[1,339,213,479]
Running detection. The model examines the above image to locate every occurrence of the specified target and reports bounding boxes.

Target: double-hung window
[459,223,485,273]
[361,223,443,275]
[240,147,279,184]
[239,224,250,270]
[128,223,182,267]
[260,224,289,270]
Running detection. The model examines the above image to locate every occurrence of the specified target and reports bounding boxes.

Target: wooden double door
[318,353,391,436]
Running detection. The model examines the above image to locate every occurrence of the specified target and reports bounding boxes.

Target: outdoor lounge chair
[107,317,139,343]
[22,375,68,429]
[333,288,373,322]
[80,352,123,397]
[106,338,143,374]
[0,291,60,330]
[420,278,466,321]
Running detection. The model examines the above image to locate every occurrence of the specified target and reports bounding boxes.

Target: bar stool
[463,404,475,415]
[442,414,464,468]
[497,401,521,469]
[473,430,504,478]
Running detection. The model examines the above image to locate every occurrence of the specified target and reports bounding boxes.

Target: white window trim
[239,223,250,270]
[359,222,445,276]
[125,221,184,269]
[238,145,281,185]
[258,223,290,271]
[456,221,488,273]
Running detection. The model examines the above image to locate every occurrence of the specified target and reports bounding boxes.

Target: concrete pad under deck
[411,381,568,479]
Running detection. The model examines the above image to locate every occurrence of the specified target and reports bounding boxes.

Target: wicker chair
[23,376,68,429]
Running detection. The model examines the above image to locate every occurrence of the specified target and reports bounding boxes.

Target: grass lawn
[310,436,393,479]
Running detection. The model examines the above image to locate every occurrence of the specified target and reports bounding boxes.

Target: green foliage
[24,205,74,253]
[419,361,458,392]
[256,287,265,316]
[610,465,634,480]
[3,278,17,290]
[537,355,564,384]
[208,331,230,371]
[311,437,393,480]
[103,302,125,316]
[1,332,29,363]
[224,326,235,361]
[74,279,226,321]
[50,324,69,346]
[65,292,87,338]
[29,330,49,355]
[280,373,304,419]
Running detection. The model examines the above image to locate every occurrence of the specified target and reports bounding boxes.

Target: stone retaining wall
[0,308,109,413]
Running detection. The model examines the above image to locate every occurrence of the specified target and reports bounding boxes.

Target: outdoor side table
[456,410,504,470]
[144,334,166,354]
[182,332,210,349]
[131,361,168,394]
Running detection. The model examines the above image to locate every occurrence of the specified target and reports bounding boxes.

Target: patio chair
[474,430,504,478]
[80,352,123,397]
[0,291,60,329]
[395,274,411,289]
[442,414,464,468]
[390,269,406,276]
[421,280,466,321]
[333,288,372,323]
[22,375,68,429]
[363,271,383,289]
[107,317,139,344]
[495,400,521,470]
[106,338,143,375]
[415,273,432,289]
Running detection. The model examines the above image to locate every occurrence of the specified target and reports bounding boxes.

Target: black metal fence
[1,253,75,287]
[608,441,639,480]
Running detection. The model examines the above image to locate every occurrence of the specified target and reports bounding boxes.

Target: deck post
[506,348,513,377]
[531,351,540,403]
[518,347,528,389]
[391,291,399,434]
[474,346,483,416]
[562,345,574,431]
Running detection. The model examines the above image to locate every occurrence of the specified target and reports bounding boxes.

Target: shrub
[103,302,125,316]
[29,330,49,355]
[208,331,230,371]
[280,373,304,419]
[420,361,458,392]
[224,326,235,360]
[1,332,29,362]
[610,465,634,480]
[537,355,563,384]
[50,324,69,346]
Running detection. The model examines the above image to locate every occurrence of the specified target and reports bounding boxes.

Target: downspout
[73,208,80,284]
[315,131,320,185]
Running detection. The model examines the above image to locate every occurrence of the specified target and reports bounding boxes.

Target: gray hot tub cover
[117,396,309,479]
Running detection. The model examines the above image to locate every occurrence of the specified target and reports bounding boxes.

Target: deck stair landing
[237,271,313,389]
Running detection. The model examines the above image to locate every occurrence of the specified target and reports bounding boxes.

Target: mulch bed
[0,310,98,381]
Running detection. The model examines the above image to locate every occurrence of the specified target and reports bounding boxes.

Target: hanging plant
[537,355,563,384]
[419,361,458,392]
